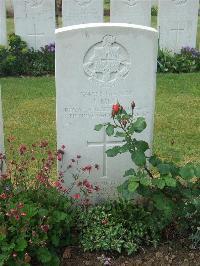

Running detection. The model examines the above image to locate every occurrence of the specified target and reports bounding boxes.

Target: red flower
[101,219,108,225]
[112,103,121,116]
[19,144,27,155]
[61,145,66,149]
[0,193,7,199]
[54,181,60,187]
[15,215,20,220]
[57,153,62,161]
[41,224,49,233]
[82,165,92,173]
[39,140,48,148]
[72,193,81,200]
[17,202,24,209]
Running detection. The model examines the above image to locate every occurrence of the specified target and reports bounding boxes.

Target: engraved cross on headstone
[170,23,184,48]
[28,23,44,50]
[87,131,123,177]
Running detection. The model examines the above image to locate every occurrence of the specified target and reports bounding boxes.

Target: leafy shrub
[0,34,55,77]
[79,200,165,255]
[95,101,200,245]
[0,139,75,266]
[158,47,200,73]
[0,35,199,76]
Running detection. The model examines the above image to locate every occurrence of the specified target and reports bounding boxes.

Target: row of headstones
[0,0,199,53]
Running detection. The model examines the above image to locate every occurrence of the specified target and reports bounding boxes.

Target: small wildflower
[72,193,81,200]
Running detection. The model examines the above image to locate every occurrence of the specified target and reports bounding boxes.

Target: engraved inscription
[74,0,92,6]
[171,0,187,5]
[83,35,130,83]
[26,0,44,8]
[123,0,137,6]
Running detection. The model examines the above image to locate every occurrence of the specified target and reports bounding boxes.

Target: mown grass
[0,73,200,163]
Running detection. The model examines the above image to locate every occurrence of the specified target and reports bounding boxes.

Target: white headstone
[0,0,7,46]
[158,0,199,53]
[13,0,55,50]
[62,0,104,26]
[110,0,151,26]
[56,24,158,201]
[0,87,5,175]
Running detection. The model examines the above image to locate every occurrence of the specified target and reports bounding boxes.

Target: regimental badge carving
[74,0,92,6]
[123,0,137,6]
[83,35,130,83]
[26,0,44,8]
[171,0,187,5]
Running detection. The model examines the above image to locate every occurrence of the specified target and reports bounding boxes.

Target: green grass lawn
[0,73,200,164]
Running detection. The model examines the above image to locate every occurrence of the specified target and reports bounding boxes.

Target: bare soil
[61,240,200,266]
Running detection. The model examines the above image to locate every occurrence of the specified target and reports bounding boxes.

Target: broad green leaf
[128,181,139,192]
[157,163,171,175]
[135,140,149,152]
[117,180,135,200]
[94,124,104,131]
[106,124,115,136]
[53,211,67,222]
[152,178,165,189]
[140,177,152,186]
[179,165,195,180]
[149,155,162,167]
[123,168,136,177]
[152,193,174,218]
[131,151,146,166]
[131,117,147,133]
[129,175,140,182]
[37,248,52,263]
[115,131,126,138]
[164,176,176,187]
[106,146,121,157]
[194,165,200,177]
[119,143,129,153]
[15,238,27,252]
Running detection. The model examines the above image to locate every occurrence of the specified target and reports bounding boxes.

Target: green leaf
[106,124,115,136]
[131,117,147,133]
[135,140,149,152]
[115,131,126,138]
[37,248,52,263]
[152,178,166,189]
[164,176,176,187]
[15,238,27,252]
[152,193,174,218]
[106,146,121,157]
[53,211,67,222]
[179,165,195,180]
[129,175,140,182]
[51,234,60,247]
[128,181,139,192]
[140,177,152,186]
[157,163,171,175]
[149,155,162,167]
[117,181,135,200]
[119,143,128,154]
[123,168,136,177]
[131,151,146,166]
[194,165,200,177]
[94,124,104,131]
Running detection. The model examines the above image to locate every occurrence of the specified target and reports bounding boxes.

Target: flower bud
[131,100,136,110]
